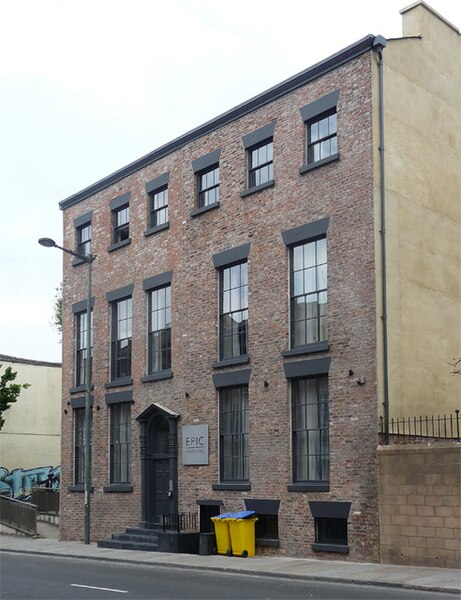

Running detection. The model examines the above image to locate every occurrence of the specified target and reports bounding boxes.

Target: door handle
[167,491,173,498]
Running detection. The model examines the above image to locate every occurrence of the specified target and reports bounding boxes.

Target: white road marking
[71,584,128,593]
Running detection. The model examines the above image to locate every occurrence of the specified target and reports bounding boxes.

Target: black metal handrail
[379,410,460,441]
[0,495,37,535]
[162,512,198,533]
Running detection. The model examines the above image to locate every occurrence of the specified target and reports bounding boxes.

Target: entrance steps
[97,527,159,552]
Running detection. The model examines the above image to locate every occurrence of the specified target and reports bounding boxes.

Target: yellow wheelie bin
[227,510,258,558]
[211,512,234,555]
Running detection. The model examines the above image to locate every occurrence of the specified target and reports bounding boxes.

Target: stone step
[125,527,161,537]
[97,539,159,552]
[111,532,159,544]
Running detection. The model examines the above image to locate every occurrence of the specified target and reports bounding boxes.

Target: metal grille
[315,517,347,545]
[379,410,460,442]
[162,512,198,533]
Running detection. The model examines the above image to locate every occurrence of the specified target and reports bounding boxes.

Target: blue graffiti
[0,465,60,499]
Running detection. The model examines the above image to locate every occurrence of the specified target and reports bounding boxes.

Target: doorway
[137,404,178,529]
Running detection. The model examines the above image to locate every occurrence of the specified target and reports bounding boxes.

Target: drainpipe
[372,35,390,445]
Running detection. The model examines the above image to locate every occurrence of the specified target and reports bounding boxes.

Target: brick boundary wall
[378,442,460,569]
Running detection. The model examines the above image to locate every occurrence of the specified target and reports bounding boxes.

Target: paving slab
[0,533,459,594]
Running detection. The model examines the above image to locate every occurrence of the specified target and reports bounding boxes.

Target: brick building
[57,3,460,561]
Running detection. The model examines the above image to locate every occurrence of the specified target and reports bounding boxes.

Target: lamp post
[38,237,94,544]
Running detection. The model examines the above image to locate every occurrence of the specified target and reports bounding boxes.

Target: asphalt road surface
[0,552,455,600]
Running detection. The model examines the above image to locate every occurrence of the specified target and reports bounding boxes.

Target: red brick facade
[60,43,381,561]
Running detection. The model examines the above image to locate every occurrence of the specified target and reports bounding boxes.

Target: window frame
[75,310,93,388]
[197,164,220,209]
[291,375,329,487]
[248,139,273,189]
[76,222,91,257]
[299,90,340,174]
[309,501,351,553]
[219,261,248,362]
[112,203,130,245]
[110,296,132,382]
[307,110,337,166]
[149,186,168,229]
[74,407,85,485]
[290,237,327,349]
[219,385,249,484]
[148,283,171,375]
[109,402,131,484]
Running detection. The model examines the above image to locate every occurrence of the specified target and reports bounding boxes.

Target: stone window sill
[240,179,274,198]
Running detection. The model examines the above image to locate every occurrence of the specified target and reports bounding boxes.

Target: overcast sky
[1,0,459,364]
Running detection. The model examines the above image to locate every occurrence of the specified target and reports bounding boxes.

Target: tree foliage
[53,283,63,340]
[0,364,30,430]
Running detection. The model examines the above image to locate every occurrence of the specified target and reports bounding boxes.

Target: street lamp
[38,237,94,544]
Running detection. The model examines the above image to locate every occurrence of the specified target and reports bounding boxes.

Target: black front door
[152,458,172,525]
[139,409,178,528]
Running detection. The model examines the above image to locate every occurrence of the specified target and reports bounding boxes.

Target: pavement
[0,532,460,595]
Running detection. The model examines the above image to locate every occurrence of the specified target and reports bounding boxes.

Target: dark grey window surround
[282,342,329,357]
[281,217,330,247]
[242,121,276,149]
[192,148,221,173]
[105,377,133,389]
[74,211,93,228]
[72,297,95,314]
[241,121,276,196]
[299,91,339,123]
[104,399,132,492]
[244,499,280,514]
[190,201,220,218]
[240,179,274,198]
[143,272,172,380]
[299,154,339,175]
[73,212,92,266]
[196,499,224,506]
[105,390,133,405]
[282,218,330,356]
[309,501,351,519]
[212,243,251,269]
[141,370,173,383]
[244,498,280,546]
[69,384,94,395]
[299,90,340,175]
[144,222,170,237]
[212,368,251,388]
[144,173,170,237]
[110,192,131,211]
[286,362,331,493]
[108,194,131,252]
[106,284,134,303]
[309,501,351,554]
[108,238,131,252]
[143,271,173,291]
[70,396,94,409]
[145,173,170,194]
[283,357,331,379]
[213,355,250,369]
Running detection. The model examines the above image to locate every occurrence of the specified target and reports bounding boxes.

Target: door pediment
[136,402,179,422]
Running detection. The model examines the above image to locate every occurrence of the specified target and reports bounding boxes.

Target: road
[0,552,455,600]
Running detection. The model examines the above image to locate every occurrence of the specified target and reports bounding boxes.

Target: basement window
[309,501,350,554]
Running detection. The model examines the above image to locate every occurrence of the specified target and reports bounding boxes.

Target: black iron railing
[0,495,37,535]
[162,512,198,533]
[379,410,460,442]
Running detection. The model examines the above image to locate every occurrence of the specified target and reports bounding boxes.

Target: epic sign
[182,424,209,465]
